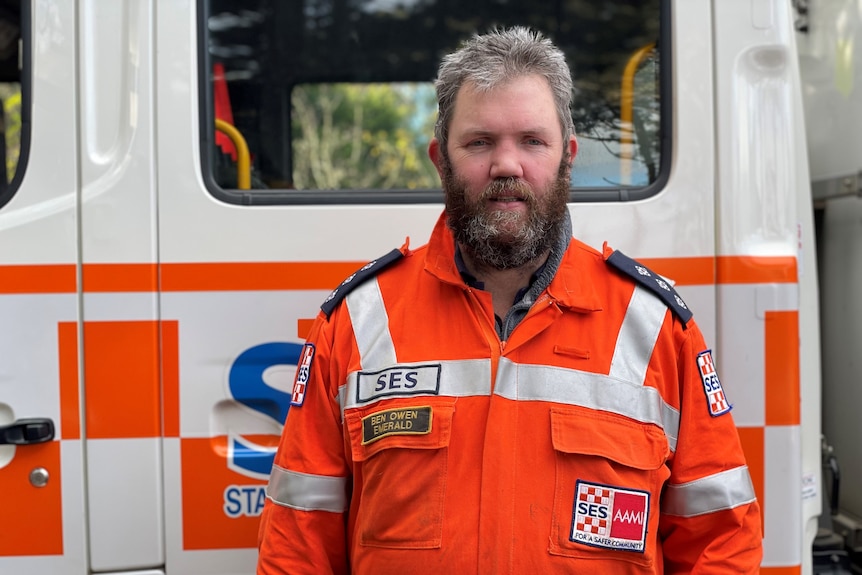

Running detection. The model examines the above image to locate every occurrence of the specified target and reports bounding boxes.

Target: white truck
[0,0,857,573]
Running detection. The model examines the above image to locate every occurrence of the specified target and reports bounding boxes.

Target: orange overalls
[257,212,762,574]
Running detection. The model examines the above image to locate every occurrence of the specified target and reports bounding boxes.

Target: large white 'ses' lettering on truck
[0,0,859,573]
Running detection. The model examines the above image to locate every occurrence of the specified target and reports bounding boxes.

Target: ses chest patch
[697,350,731,416]
[570,480,650,553]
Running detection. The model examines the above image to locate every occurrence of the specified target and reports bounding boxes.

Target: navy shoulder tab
[320,248,404,318]
[605,250,693,326]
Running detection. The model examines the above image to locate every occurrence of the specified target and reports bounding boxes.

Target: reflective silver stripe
[342,280,678,448]
[609,285,669,386]
[661,465,756,517]
[340,359,492,412]
[266,464,348,513]
[495,358,679,451]
[346,279,396,369]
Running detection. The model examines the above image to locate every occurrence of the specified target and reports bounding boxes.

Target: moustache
[479,177,536,203]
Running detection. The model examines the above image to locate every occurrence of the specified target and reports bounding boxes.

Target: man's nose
[489,141,524,179]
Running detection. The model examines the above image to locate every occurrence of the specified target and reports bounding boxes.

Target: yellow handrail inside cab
[620,42,656,186]
[215,119,251,190]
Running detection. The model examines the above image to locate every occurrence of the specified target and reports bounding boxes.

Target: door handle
[0,418,55,445]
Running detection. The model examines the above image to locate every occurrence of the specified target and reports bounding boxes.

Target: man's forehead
[450,87,562,140]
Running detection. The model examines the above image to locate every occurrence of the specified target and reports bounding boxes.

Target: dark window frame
[0,0,32,211]
[196,0,672,206]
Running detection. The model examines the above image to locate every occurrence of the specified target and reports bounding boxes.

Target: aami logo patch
[571,480,649,553]
[697,349,730,416]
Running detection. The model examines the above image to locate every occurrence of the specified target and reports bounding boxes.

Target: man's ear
[567,134,579,165]
[428,138,445,178]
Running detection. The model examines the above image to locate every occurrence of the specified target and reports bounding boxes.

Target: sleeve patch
[605,250,693,326]
[320,248,404,318]
[290,343,315,406]
[697,350,732,417]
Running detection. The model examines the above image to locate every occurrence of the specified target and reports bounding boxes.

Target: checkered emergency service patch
[570,480,649,553]
[290,343,315,406]
[697,350,731,416]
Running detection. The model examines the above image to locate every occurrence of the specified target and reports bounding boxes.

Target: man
[257,27,762,574]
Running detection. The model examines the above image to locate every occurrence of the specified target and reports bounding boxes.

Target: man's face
[429,75,578,270]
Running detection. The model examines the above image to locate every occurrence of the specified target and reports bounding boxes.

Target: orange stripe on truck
[0,441,64,556]
[160,261,362,291]
[58,322,81,440]
[82,263,158,292]
[764,310,801,426]
[59,320,180,439]
[0,256,799,294]
[162,320,180,438]
[84,321,161,439]
[717,255,797,284]
[642,255,798,286]
[0,264,76,293]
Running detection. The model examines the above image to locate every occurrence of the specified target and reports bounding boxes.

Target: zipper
[463,287,505,385]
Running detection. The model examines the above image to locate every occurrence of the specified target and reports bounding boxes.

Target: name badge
[361,406,432,444]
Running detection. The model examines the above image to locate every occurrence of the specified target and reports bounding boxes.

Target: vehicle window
[0,1,25,209]
[200,0,665,204]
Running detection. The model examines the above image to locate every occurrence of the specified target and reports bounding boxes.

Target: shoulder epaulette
[320,248,404,318]
[605,250,693,326]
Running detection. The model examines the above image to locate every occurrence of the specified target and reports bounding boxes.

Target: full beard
[443,160,571,270]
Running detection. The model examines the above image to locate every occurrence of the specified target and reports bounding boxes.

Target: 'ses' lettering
[297,365,310,384]
[704,374,720,392]
[375,370,419,391]
[357,364,441,402]
[577,502,609,519]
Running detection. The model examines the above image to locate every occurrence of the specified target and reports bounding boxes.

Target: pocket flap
[550,408,668,470]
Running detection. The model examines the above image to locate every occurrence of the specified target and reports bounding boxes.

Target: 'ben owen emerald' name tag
[361,406,432,444]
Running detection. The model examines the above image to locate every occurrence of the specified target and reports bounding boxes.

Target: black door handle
[0,418,55,445]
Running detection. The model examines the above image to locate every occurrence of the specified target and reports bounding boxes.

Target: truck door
[0,2,89,574]
[3,1,170,573]
[74,0,166,572]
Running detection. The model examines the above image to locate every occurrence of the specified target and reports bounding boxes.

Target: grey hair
[433,26,575,152]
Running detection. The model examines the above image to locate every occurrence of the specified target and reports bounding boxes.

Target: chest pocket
[345,401,455,549]
[548,407,670,567]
